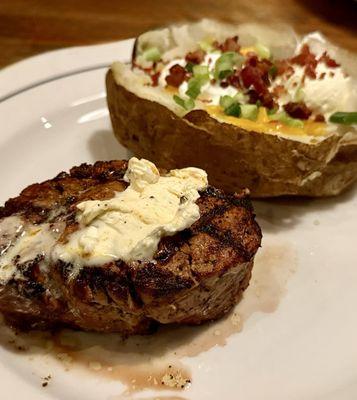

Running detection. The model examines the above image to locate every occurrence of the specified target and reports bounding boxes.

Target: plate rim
[0,38,134,102]
[0,36,356,400]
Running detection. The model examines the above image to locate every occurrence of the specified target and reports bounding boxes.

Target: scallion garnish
[185,62,194,73]
[185,68,209,99]
[219,95,235,109]
[225,102,241,117]
[240,104,258,120]
[254,43,271,60]
[214,52,243,80]
[186,79,200,98]
[267,107,278,115]
[219,95,241,117]
[186,78,202,98]
[329,112,357,125]
[269,65,277,78]
[142,47,161,62]
[234,92,246,103]
[173,95,195,111]
[294,87,305,102]
[270,111,304,128]
[199,40,214,53]
[193,65,209,78]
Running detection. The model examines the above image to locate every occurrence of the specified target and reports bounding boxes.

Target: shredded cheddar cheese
[205,105,327,137]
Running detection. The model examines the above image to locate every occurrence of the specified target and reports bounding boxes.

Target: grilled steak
[0,160,261,334]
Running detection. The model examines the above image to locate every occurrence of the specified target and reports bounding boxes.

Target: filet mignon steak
[0,160,261,334]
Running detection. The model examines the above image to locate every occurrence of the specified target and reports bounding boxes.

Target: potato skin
[106,70,357,197]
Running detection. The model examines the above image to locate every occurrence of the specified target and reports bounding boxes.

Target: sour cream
[273,63,354,118]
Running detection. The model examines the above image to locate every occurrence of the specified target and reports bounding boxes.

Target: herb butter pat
[54,158,208,266]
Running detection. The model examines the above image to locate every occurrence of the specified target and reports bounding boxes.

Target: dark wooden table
[0,0,356,68]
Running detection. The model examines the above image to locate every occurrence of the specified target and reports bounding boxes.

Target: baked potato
[106,19,357,197]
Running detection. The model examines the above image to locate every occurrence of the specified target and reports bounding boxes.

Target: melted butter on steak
[0,158,208,282]
[54,158,208,269]
[0,216,64,283]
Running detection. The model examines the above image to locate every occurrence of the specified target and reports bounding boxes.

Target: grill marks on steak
[0,161,261,334]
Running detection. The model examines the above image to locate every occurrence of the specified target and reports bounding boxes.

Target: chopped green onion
[329,112,357,125]
[219,95,241,117]
[294,87,305,102]
[240,104,258,120]
[267,107,278,115]
[219,95,235,109]
[186,79,201,99]
[142,47,161,62]
[193,65,209,77]
[199,40,214,53]
[173,95,185,108]
[254,43,271,60]
[225,102,241,117]
[173,95,195,111]
[186,72,209,99]
[186,78,202,98]
[285,118,304,128]
[185,62,194,73]
[269,65,278,78]
[214,52,243,80]
[234,92,246,103]
[270,111,304,128]
[185,65,210,99]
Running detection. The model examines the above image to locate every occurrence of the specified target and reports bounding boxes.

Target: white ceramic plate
[0,41,356,400]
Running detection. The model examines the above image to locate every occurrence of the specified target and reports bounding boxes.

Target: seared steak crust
[0,161,261,334]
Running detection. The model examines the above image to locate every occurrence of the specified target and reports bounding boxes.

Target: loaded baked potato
[106,20,357,197]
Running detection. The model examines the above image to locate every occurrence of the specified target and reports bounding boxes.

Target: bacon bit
[272,85,286,97]
[319,51,340,68]
[226,71,241,89]
[151,71,161,86]
[246,54,258,67]
[275,60,295,78]
[240,56,275,108]
[185,49,206,64]
[220,81,229,88]
[215,36,241,53]
[245,56,272,84]
[241,66,262,89]
[305,64,317,79]
[211,78,217,84]
[247,89,259,104]
[284,101,312,120]
[247,89,275,109]
[165,64,187,87]
[259,92,276,109]
[291,44,318,80]
[319,72,326,80]
[291,44,317,68]
[314,114,325,122]
[329,71,335,78]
